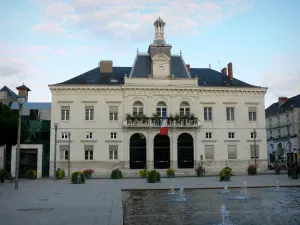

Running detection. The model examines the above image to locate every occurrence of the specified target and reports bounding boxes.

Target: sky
[0,0,299,107]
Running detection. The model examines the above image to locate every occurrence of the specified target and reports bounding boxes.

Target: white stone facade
[49,79,268,176]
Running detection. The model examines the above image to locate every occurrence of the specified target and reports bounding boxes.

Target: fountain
[215,204,235,225]
[175,187,186,201]
[221,184,230,193]
[168,187,176,195]
[275,180,280,191]
[228,181,249,200]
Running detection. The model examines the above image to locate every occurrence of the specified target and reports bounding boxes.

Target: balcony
[123,115,202,129]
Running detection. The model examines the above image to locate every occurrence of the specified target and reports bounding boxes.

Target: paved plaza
[0,175,299,225]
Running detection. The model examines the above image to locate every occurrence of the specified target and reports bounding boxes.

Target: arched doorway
[153,134,170,169]
[130,133,147,169]
[177,133,194,168]
[277,143,284,157]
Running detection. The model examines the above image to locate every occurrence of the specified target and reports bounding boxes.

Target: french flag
[160,112,168,135]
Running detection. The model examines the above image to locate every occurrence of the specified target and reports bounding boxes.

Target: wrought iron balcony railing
[123,117,202,128]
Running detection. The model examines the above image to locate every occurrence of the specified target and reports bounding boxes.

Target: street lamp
[53,123,58,181]
[15,97,25,190]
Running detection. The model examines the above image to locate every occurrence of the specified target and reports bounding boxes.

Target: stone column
[171,130,178,169]
[37,145,43,179]
[147,131,154,169]
[194,130,200,167]
[124,130,129,168]
[11,145,16,177]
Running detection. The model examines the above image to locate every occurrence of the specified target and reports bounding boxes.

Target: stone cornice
[49,85,267,96]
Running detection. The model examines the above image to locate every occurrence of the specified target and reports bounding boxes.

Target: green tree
[0,103,30,147]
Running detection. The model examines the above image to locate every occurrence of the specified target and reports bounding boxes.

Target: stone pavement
[0,175,299,225]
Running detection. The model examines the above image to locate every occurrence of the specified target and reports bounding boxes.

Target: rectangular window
[109,145,118,160]
[278,129,281,137]
[110,132,117,139]
[205,132,212,139]
[269,130,272,138]
[86,132,93,139]
[85,106,94,120]
[109,106,118,121]
[250,145,259,159]
[228,132,235,139]
[250,131,257,139]
[61,106,70,121]
[84,145,93,160]
[228,145,237,159]
[59,145,69,160]
[204,145,214,159]
[180,107,190,116]
[226,107,235,121]
[204,107,212,121]
[61,132,69,139]
[248,107,257,121]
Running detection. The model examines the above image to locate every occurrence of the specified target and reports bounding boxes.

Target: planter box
[292,171,298,179]
[85,173,92,179]
[275,170,281,175]
[167,175,175,178]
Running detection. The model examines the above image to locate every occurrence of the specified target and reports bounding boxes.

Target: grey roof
[16,84,31,91]
[0,86,18,99]
[11,102,51,110]
[265,94,300,117]
[50,54,259,88]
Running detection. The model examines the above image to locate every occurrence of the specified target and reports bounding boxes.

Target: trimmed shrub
[139,169,148,178]
[71,171,86,184]
[56,168,65,179]
[220,167,233,181]
[27,170,37,179]
[147,170,161,183]
[166,168,175,177]
[111,168,123,179]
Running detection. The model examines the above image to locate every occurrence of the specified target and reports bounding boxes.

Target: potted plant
[111,168,123,179]
[166,168,175,178]
[195,164,205,177]
[71,171,86,184]
[220,167,233,181]
[274,163,282,174]
[247,164,257,175]
[27,169,37,179]
[56,168,65,179]
[83,169,94,179]
[147,170,160,183]
[139,169,148,178]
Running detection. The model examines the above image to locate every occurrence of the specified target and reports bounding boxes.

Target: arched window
[156,101,167,117]
[179,102,190,116]
[133,101,143,116]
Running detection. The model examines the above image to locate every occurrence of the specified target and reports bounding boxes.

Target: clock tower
[148,17,172,79]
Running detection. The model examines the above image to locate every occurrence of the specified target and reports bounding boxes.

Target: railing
[123,118,202,128]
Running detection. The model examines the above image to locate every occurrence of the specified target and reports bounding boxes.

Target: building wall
[266,107,300,162]
[49,82,267,176]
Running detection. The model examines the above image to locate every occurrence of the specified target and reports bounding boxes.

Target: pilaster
[124,130,129,168]
[195,130,200,167]
[147,130,154,169]
[171,130,178,169]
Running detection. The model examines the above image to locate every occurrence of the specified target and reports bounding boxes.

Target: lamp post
[53,123,58,181]
[15,97,25,190]
[68,132,71,177]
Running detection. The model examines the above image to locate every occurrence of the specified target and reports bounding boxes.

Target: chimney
[186,64,191,73]
[278,97,288,107]
[221,67,227,75]
[16,84,31,102]
[100,60,113,73]
[227,62,233,80]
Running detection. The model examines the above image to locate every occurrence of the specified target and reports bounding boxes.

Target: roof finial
[153,17,166,45]
[137,48,139,54]
[180,50,182,56]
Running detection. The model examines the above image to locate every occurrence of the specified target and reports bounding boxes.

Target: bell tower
[153,17,166,45]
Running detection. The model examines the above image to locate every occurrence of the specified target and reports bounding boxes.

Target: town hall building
[49,17,268,176]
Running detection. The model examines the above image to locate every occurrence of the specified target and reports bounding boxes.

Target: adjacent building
[266,95,300,164]
[49,18,268,176]
[0,85,19,106]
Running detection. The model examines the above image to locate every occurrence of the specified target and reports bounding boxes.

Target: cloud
[0,58,37,78]
[34,22,67,35]
[33,0,253,41]
[263,55,300,106]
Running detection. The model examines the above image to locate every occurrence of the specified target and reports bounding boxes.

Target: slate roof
[11,102,51,110]
[50,54,259,88]
[0,86,19,99]
[265,94,300,117]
